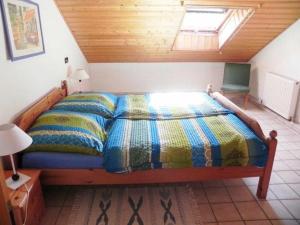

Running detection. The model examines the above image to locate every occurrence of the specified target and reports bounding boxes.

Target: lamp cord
[23,184,30,225]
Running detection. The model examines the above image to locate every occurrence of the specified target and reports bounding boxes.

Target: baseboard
[249,95,263,106]
[248,95,300,131]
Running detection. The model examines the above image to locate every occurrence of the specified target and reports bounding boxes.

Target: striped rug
[67,184,202,225]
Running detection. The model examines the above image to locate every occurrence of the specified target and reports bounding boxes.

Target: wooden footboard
[207,85,277,198]
[13,81,277,199]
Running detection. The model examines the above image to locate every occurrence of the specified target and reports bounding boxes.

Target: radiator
[262,72,299,120]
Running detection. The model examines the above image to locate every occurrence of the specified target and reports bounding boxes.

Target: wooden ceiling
[55,0,300,62]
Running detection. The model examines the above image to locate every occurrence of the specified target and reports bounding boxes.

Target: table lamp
[0,124,32,190]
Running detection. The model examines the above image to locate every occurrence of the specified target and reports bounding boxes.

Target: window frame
[180,6,233,34]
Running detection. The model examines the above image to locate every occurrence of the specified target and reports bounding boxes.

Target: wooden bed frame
[15,81,277,199]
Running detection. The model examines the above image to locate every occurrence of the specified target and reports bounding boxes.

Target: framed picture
[0,0,45,61]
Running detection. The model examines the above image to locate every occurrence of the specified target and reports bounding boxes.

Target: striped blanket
[104,114,267,172]
[114,92,232,119]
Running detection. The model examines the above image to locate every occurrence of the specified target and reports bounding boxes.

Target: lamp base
[6,172,31,190]
[12,173,20,181]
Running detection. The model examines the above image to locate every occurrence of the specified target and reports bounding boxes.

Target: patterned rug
[67,184,202,225]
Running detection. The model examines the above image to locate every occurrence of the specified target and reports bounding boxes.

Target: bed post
[256,130,277,198]
[61,80,68,96]
[206,83,213,95]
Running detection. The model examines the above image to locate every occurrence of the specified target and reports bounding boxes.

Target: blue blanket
[114,92,232,119]
[104,114,267,172]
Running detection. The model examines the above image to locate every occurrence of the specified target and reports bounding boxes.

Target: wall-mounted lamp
[69,68,90,93]
[70,68,90,83]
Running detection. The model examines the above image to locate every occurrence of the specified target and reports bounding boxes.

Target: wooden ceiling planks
[55,0,300,62]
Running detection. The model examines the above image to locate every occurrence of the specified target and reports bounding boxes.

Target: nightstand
[5,170,45,225]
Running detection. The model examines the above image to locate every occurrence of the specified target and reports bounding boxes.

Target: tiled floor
[41,100,300,225]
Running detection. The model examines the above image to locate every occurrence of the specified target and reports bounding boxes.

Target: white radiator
[262,72,299,120]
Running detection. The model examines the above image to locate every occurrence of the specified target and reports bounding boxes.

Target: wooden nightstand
[5,170,45,225]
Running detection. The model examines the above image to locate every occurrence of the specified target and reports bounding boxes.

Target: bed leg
[206,84,213,95]
[256,130,277,199]
[244,93,249,109]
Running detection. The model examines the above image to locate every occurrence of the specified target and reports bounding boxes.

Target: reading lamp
[69,68,90,93]
[70,68,90,83]
[0,124,32,190]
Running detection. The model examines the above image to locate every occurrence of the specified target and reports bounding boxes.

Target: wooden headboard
[16,80,68,131]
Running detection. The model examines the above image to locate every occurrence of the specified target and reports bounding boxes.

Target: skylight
[173,6,253,51]
[181,7,230,33]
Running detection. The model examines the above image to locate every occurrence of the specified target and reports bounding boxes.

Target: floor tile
[203,180,225,188]
[276,129,298,136]
[271,220,300,225]
[245,220,272,225]
[273,161,291,171]
[235,201,267,220]
[211,203,241,221]
[219,222,245,225]
[55,207,72,225]
[64,187,82,206]
[247,186,277,200]
[243,177,259,186]
[270,184,299,199]
[290,150,300,159]
[281,200,300,219]
[275,151,297,160]
[193,185,209,203]
[227,186,254,202]
[39,207,61,225]
[223,178,245,187]
[279,143,300,151]
[284,160,300,170]
[198,203,217,223]
[270,173,285,184]
[44,186,69,207]
[289,184,300,196]
[281,136,300,143]
[258,200,293,219]
[292,142,300,149]
[205,187,232,203]
[276,171,300,184]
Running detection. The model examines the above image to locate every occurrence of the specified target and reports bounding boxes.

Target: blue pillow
[52,92,118,118]
[25,110,107,155]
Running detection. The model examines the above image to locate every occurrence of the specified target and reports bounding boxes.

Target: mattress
[22,152,104,169]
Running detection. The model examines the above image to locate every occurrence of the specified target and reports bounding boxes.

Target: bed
[14,81,277,199]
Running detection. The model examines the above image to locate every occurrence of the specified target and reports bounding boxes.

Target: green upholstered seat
[221,63,251,93]
[221,84,250,92]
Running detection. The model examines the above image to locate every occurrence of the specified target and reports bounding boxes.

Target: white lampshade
[70,68,90,81]
[0,124,32,156]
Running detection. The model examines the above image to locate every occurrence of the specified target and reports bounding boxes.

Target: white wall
[249,19,300,121]
[0,0,88,124]
[2,1,298,123]
[89,62,225,93]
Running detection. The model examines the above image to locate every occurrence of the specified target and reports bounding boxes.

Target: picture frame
[0,0,45,61]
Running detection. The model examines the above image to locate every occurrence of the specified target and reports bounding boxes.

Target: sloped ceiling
[55,0,300,62]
